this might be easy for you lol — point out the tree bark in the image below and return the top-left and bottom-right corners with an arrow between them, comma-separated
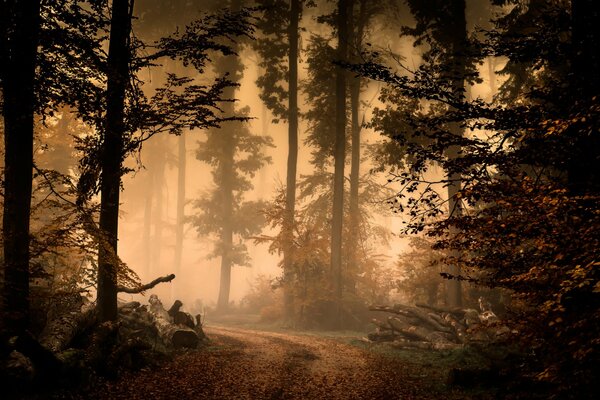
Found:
568,0 -> 600,195
39,305 -> 98,353
173,132 -> 186,299
97,0 -> 132,322
445,0 -> 467,308
117,273 -> 175,294
216,0 -> 243,312
348,0 -> 368,294
142,166 -> 154,278
331,0 -> 352,329
148,295 -> 198,348
0,0 -> 41,336
217,116 -> 235,311
282,0 -> 301,324
151,140 -> 166,278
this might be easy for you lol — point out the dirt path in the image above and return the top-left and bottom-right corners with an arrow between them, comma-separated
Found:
76,326 -> 479,400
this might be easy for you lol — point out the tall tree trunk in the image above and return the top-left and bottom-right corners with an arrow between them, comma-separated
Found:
216,0 -> 242,312
151,144 -> 166,277
97,0 -> 132,322
445,0 -> 467,308
0,0 -> 41,336
568,0 -> 600,195
142,167 -> 154,278
348,0 -> 367,294
216,114 -> 235,311
282,0 -> 301,324
217,146 -> 234,312
173,132 -> 186,298
331,0 -> 351,328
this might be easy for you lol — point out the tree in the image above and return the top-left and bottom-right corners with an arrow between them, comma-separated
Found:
568,0 -> 600,194
192,104 -> 273,311
351,0 -> 599,394
96,0 -> 132,323
254,0 -> 302,322
331,0 -> 352,328
75,3 -> 257,321
173,131 -> 186,295
346,0 -> 384,292
0,0 -> 42,336
402,0 -> 472,307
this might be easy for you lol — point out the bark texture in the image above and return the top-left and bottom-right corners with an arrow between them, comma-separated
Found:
216,0 -> 243,312
445,0 -> 468,308
282,0 -> 301,323
0,0 -> 41,336
148,295 -> 198,348
331,0 -> 352,328
97,0 -> 132,322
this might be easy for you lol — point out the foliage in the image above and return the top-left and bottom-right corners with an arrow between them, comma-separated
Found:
253,0 -> 290,122
302,34 -> 339,169
192,106 -> 273,267
257,169 -> 393,328
76,6 -> 257,204
394,236 -> 444,305
350,0 -> 600,395
30,112 -> 143,297
240,274 -> 283,322
2,1 -> 258,325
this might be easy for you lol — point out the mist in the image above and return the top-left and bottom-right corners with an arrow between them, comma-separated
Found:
2,0 -> 597,398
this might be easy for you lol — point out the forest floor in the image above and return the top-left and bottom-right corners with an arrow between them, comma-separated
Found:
54,323 -> 501,400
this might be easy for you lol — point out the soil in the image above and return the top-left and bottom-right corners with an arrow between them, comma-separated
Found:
59,325 -> 491,400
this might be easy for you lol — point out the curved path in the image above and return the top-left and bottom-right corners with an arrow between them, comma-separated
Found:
85,326 -> 477,399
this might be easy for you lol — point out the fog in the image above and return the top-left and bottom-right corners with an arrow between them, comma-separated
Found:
110,0 -> 501,313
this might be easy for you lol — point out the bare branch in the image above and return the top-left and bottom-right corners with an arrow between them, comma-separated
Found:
117,274 -> 175,294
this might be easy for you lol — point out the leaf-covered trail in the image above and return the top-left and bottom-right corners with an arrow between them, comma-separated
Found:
80,326 -> 479,399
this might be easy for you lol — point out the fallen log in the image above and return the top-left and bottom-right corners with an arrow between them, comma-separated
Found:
367,331 -> 399,342
443,313 -> 467,343
392,323 -> 455,344
369,305 -> 412,318
39,275 -> 175,353
148,295 -> 198,348
39,304 -> 98,353
371,318 -> 393,331
368,301 -> 506,349
393,304 -> 454,334
390,339 -> 433,350
415,303 -> 465,318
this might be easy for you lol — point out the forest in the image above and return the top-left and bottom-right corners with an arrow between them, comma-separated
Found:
0,0 -> 598,399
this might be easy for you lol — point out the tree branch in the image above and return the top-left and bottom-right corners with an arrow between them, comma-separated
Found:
117,274 -> 175,294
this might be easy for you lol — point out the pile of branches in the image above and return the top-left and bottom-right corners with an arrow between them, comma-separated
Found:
367,301 -> 507,350
1,291 -> 207,395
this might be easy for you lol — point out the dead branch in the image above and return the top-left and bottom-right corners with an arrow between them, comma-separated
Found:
117,274 -> 176,294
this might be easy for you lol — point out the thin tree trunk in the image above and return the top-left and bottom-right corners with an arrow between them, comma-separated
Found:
258,100 -> 269,194
142,167 -> 154,279
0,0 -> 41,335
348,0 -> 367,294
216,0 -> 242,312
151,144 -> 166,277
97,0 -> 132,322
331,0 -> 351,328
445,0 -> 467,308
217,127 -> 235,311
282,0 -> 301,324
173,132 -> 186,298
